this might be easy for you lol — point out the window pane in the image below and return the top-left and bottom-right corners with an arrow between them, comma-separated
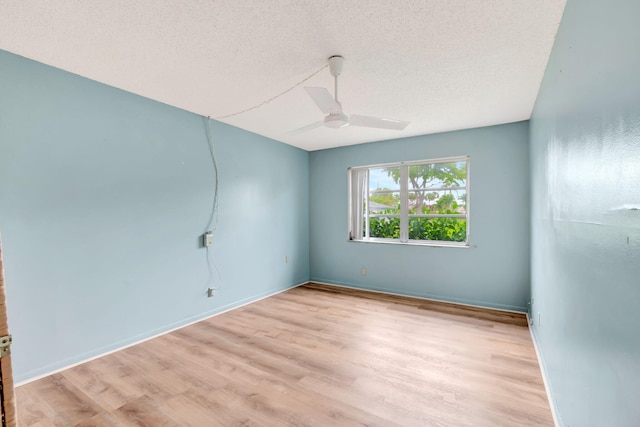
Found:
408,190 -> 466,214
369,216 -> 400,239
408,218 -> 467,242
408,161 -> 467,216
369,167 -> 400,191
369,191 -> 400,213
367,166 -> 400,238
408,161 -> 467,190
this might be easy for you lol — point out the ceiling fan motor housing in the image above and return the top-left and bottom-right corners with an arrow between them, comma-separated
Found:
324,112 -> 349,128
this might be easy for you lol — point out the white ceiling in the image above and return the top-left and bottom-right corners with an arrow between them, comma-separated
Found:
0,1 -> 566,151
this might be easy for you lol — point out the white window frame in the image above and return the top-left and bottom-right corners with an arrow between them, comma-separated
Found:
348,156 -> 470,248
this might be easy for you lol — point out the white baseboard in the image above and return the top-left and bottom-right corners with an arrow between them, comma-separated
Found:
527,314 -> 562,427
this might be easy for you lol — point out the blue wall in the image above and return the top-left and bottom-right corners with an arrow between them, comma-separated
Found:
0,51 -> 309,383
309,122 -> 531,311
529,0 -> 640,425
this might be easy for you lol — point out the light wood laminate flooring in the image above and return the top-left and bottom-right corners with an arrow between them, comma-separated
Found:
16,283 -> 553,426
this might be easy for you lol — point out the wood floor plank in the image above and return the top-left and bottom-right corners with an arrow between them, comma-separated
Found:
63,359 -> 146,412
17,283 -> 552,426
23,374 -> 103,426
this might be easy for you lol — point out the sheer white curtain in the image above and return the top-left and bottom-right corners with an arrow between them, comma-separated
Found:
348,168 -> 368,240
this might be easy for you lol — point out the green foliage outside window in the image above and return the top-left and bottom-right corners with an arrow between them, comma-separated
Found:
367,207 -> 467,242
369,216 -> 400,239
409,217 -> 466,242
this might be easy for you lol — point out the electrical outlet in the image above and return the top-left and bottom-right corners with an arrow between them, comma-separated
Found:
203,232 -> 213,247
361,267 -> 366,276
207,288 -> 215,298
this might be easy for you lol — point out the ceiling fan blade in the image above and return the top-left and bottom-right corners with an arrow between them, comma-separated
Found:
286,121 -> 324,135
304,87 -> 340,114
349,114 -> 410,130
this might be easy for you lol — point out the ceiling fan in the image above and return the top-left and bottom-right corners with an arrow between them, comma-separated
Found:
290,55 -> 410,134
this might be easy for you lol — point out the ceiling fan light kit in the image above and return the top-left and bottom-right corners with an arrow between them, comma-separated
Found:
292,55 -> 410,134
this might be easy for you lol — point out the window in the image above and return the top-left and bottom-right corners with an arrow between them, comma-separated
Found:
348,156 -> 469,247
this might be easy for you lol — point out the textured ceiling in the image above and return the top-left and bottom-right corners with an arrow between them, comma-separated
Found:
0,1 -> 566,151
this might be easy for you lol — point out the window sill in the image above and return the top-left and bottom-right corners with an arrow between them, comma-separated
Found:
348,238 -> 470,249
